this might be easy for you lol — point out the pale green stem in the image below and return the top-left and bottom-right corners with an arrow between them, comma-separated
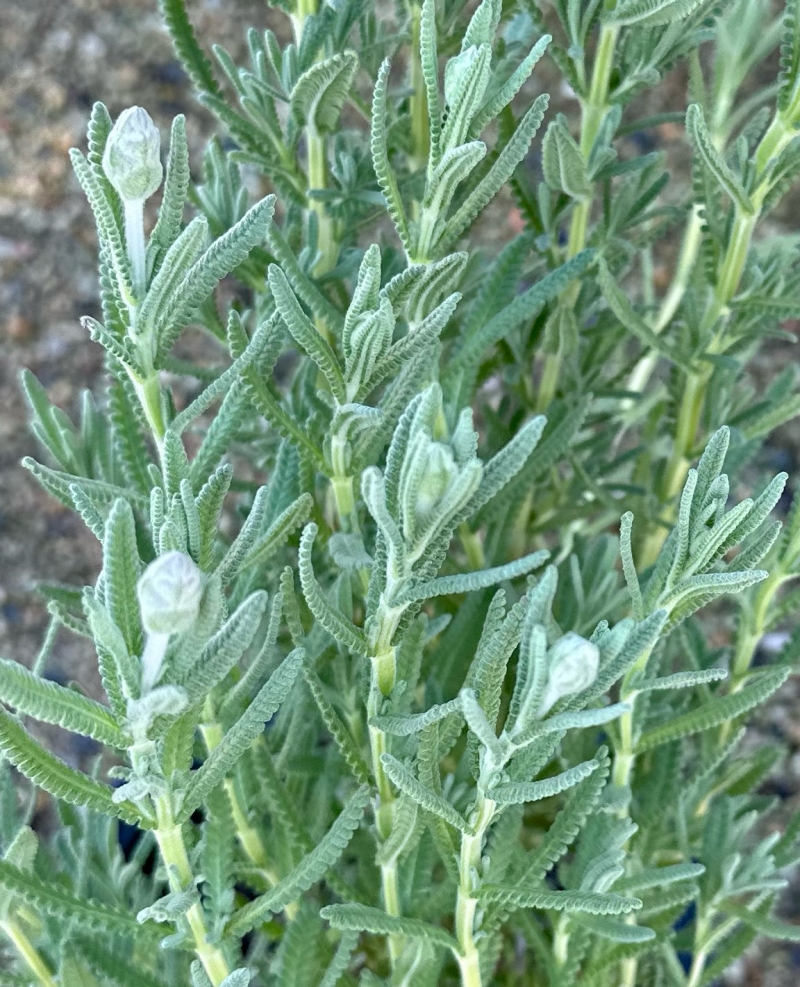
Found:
638,210 -> 756,569
1,919 -> 58,987
331,473 -> 360,535
200,721 -> 283,891
308,125 -> 336,279
459,523 -> 485,571
154,797 -> 232,986
367,632 -> 402,964
122,190 -> 168,459
537,23 -> 619,413
685,915 -> 711,987
408,2 -> 429,178
455,797 -> 495,987
124,197 -> 146,301
291,0 -> 318,43
552,914 -> 571,967
625,205 -> 704,399
129,368 -> 167,459
611,636 -> 659,987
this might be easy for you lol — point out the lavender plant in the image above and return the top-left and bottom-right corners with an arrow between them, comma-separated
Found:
3,0 -> 800,984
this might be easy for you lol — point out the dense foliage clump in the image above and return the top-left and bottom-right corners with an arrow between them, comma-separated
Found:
3,1 -> 800,984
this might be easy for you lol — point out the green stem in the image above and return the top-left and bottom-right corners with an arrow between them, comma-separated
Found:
1,919 -> 58,987
625,205 -> 705,400
685,923 -> 710,987
200,721 -> 283,890
291,0 -> 318,42
638,208 -> 756,569
308,125 -> 336,279
459,523 -> 485,571
536,23 -> 618,412
367,637 -> 402,964
455,797 -> 495,987
331,473 -> 360,535
130,369 -> 167,457
154,797 -> 232,986
610,633 -> 660,987
408,2 -> 429,177
552,914 -> 571,967
124,197 -> 147,301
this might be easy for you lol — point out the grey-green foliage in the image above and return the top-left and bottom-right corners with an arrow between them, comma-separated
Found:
4,0 -> 800,985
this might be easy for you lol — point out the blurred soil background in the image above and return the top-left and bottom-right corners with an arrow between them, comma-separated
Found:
1,1 -> 800,983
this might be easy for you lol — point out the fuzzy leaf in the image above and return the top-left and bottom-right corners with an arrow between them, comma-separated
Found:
298,524 -> 369,656
291,52 -> 359,134
381,753 -> 468,832
371,697 -> 464,737
179,591 -> 268,702
395,550 -> 549,604
480,886 -> 641,915
178,649 -> 302,821
301,659 -> 371,785
490,759 -> 598,806
686,104 -> 753,214
321,903 -> 459,951
371,59 -> 410,250
0,708 -> 140,824
0,858 -> 154,936
637,667 -> 790,752
0,658 -> 126,748
227,786 -> 370,934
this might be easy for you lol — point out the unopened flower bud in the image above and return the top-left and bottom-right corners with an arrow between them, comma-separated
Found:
102,106 -> 163,202
537,632 -> 599,717
137,551 -> 203,635
415,441 -> 458,521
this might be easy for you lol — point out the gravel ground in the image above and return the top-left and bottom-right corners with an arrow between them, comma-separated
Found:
1,1 -> 800,983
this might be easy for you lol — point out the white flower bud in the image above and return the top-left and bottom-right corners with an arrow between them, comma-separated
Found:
537,632 -> 600,717
137,551 -> 204,635
102,106 -> 163,202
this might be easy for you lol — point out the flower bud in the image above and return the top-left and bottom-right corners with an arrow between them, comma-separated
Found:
102,106 -> 163,202
137,551 -> 203,635
415,441 -> 458,522
537,632 -> 599,717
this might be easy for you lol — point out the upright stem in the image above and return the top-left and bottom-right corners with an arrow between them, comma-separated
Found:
154,797 -> 232,986
367,636 -> 402,964
1,919 -> 58,987
625,205 -> 705,400
200,721 -> 283,891
685,924 -> 711,987
124,197 -> 147,301
536,23 -> 619,412
610,636 -> 659,987
638,210 -> 756,569
308,125 -> 336,279
455,797 -> 495,987
408,2 -> 429,176
129,369 -> 167,460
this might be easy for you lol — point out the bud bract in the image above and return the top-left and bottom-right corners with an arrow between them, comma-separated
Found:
396,385 -> 483,549
102,106 -> 163,202
537,632 -> 600,717
137,551 -> 204,635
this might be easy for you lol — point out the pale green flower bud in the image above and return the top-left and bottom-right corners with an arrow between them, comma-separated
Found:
137,551 -> 203,635
537,632 -> 599,717
102,106 -> 163,202
395,384 -> 483,551
415,441 -> 458,522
